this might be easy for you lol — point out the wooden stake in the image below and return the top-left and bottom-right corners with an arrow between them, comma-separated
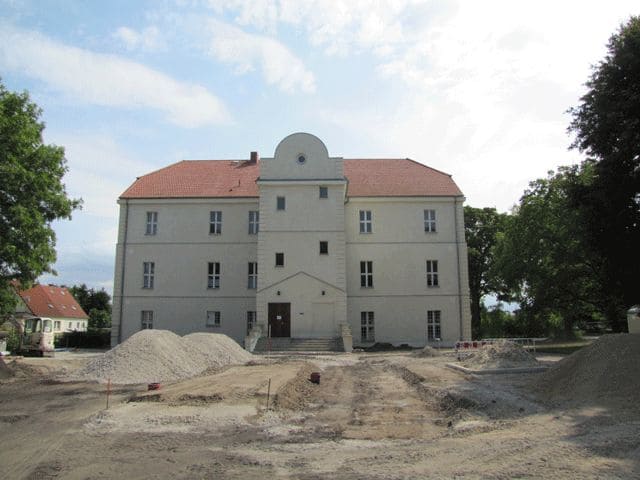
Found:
266,378 -> 271,410
106,378 -> 111,410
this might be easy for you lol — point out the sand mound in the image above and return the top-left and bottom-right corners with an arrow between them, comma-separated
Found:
462,340 -> 538,369
76,330 -> 252,385
415,346 -> 441,357
534,334 -> 640,407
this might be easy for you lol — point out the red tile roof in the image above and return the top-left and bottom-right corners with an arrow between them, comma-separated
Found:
17,285 -> 89,319
120,158 -> 462,199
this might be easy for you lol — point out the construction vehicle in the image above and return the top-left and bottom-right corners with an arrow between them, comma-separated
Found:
17,316 -> 55,356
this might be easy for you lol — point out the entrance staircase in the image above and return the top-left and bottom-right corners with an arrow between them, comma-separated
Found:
253,337 -> 344,353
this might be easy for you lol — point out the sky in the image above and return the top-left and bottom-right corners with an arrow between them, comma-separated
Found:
0,0 -> 637,295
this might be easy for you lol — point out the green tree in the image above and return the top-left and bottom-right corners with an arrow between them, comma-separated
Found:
493,167 -> 604,337
0,81 -> 81,319
568,16 -> 640,325
464,206 -> 508,338
69,284 -> 111,314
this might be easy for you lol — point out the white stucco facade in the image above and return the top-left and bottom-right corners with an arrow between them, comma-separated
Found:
111,133 -> 471,348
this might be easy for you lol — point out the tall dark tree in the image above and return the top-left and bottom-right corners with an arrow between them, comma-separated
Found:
68,284 -> 111,330
464,206 -> 508,338
0,81 -> 82,318
568,16 -> 640,324
493,167 -> 606,337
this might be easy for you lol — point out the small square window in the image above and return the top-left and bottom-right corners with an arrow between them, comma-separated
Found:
319,241 -> 328,255
319,186 -> 328,198
275,252 -> 284,267
277,196 -> 286,210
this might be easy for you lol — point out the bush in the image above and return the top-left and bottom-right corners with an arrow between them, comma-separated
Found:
55,330 -> 110,349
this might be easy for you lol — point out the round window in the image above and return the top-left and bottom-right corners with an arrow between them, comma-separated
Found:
297,154 -> 306,164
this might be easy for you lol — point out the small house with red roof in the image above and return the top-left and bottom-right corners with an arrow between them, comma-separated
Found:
111,133 -> 471,350
17,284 -> 89,333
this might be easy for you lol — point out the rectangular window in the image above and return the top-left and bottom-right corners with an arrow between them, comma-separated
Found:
247,311 -> 256,335
277,196 -> 286,210
143,261 -> 155,289
319,186 -> 328,198
54,321 -> 60,331
206,311 -> 221,327
248,262 -> 258,289
360,261 -> 373,288
427,310 -> 441,340
248,211 -> 259,234
426,260 -> 439,287
424,209 -> 437,233
359,210 -> 372,233
141,310 -> 154,330
145,211 -> 158,235
208,262 -> 220,289
361,311 -> 375,341
209,211 -> 222,234
275,252 -> 284,267
68,321 -> 72,329
319,241 -> 328,255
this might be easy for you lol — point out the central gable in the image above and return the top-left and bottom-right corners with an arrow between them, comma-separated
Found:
259,132 -> 344,181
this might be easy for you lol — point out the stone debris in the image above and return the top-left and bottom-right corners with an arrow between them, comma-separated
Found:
74,330 -> 252,385
534,333 -> 640,408
414,345 -> 441,357
462,340 -> 539,369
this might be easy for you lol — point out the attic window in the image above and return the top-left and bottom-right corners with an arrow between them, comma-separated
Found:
72,306 -> 77,310
297,154 -> 306,164
61,305 -> 67,309
48,304 -> 54,309
61,291 -> 65,295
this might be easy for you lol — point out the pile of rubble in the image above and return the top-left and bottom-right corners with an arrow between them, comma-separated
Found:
462,340 -> 539,369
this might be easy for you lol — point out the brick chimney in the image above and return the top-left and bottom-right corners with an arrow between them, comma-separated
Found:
250,151 -> 259,163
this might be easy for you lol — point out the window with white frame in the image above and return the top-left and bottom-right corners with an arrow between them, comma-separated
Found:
143,261 -> 155,289
360,261 -> 373,288
68,321 -> 72,329
361,311 -> 375,341
424,209 -> 437,233
248,211 -> 259,234
247,311 -> 256,334
145,211 -> 158,235
208,262 -> 220,289
319,186 -> 328,198
275,252 -> 284,267
248,262 -> 258,289
359,210 -> 372,233
206,311 -> 221,327
54,321 -> 61,331
426,260 -> 439,287
141,310 -> 154,329
209,211 -> 222,234
427,310 -> 441,340
277,196 -> 286,210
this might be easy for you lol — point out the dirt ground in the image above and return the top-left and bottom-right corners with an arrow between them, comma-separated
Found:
0,350 -> 638,479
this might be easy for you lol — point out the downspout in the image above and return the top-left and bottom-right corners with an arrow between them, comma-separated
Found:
454,197 -> 464,341
117,199 -> 129,344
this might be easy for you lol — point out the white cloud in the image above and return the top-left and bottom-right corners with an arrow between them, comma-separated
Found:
113,25 -> 164,51
0,24 -> 230,127
205,18 -> 316,93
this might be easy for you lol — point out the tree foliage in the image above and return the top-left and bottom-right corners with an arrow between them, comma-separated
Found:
0,81 -> 81,318
464,206 -> 508,338
493,167 -> 606,336
68,284 -> 111,330
568,16 -> 640,315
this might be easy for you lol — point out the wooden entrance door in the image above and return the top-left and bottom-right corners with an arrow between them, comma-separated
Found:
268,303 -> 291,337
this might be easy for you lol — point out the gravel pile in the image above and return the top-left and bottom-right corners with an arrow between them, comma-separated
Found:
462,340 -> 538,369
75,330 -> 251,385
183,332 -> 252,368
534,334 -> 640,407
414,346 -> 441,357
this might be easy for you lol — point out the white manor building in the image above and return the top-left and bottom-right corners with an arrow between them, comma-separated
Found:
111,133 -> 471,350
